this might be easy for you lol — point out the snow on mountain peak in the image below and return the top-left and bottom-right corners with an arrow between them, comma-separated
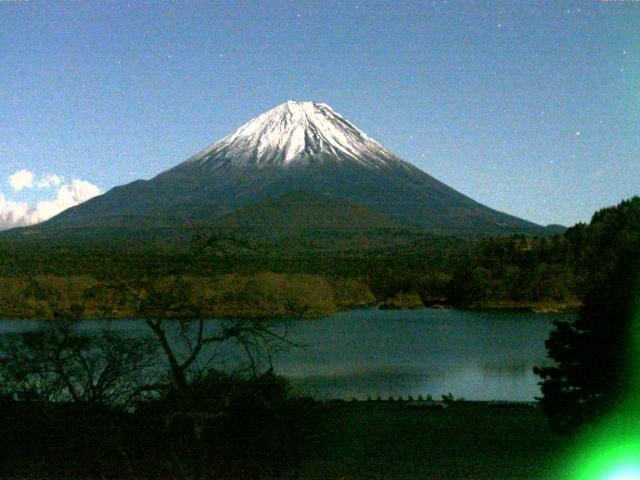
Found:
186,101 -> 401,169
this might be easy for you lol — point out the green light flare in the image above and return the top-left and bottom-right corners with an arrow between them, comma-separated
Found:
555,300 -> 640,480
550,395 -> 640,479
632,305 -> 640,399
607,466 -> 640,480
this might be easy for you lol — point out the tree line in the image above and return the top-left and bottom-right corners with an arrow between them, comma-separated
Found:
534,196 -> 640,432
3,197 -> 637,312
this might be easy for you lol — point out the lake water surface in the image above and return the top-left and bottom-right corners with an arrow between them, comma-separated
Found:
0,308 -> 571,401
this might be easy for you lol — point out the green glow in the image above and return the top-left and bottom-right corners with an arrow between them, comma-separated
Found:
607,466 -> 640,480
556,291 -> 640,480
555,405 -> 640,479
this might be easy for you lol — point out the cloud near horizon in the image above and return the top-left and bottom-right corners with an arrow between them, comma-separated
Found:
8,170 -> 35,191
0,174 -> 101,231
36,174 -> 63,189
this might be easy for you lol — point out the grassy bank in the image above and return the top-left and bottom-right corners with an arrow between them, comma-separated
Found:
292,401 -> 567,479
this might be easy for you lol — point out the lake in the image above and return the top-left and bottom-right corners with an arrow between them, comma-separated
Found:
0,308 -> 570,401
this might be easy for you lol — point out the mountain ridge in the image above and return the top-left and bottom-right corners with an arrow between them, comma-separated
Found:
7,101 -> 552,239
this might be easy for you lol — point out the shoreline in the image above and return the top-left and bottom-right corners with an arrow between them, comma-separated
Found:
0,302 -> 580,321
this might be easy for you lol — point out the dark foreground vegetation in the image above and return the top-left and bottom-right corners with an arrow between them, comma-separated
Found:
535,240 -> 640,433
1,374 -> 316,479
0,318 -> 317,479
1,197 -> 639,319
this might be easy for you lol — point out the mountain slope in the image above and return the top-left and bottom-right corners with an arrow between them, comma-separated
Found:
17,101 -> 547,237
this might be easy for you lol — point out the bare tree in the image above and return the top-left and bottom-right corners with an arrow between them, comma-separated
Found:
144,316 -> 295,391
0,320 -> 159,406
79,227 -> 298,394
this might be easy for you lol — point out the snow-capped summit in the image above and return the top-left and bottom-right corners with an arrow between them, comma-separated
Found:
184,101 -> 404,169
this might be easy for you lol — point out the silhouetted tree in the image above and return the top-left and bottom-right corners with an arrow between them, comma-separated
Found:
144,315 -> 294,393
132,227 -> 297,394
535,250 -> 640,432
0,320 -> 158,406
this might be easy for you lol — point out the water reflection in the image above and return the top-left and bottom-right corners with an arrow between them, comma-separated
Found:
270,308 -> 569,401
481,362 -> 530,376
0,308 -> 572,401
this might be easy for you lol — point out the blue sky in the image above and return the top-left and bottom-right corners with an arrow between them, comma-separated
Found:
1,0 -> 638,227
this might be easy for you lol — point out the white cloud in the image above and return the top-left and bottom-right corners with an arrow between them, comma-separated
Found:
0,194 -> 37,229
8,170 -> 35,191
33,180 -> 101,221
0,179 -> 101,231
9,171 -> 65,191
36,174 -> 63,189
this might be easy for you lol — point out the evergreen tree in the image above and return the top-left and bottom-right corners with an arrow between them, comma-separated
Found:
535,248 -> 640,432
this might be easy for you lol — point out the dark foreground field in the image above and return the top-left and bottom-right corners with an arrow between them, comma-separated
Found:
290,401 -> 567,480
0,394 -> 575,479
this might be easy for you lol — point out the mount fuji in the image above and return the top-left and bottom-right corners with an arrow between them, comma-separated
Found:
16,101 -> 549,240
